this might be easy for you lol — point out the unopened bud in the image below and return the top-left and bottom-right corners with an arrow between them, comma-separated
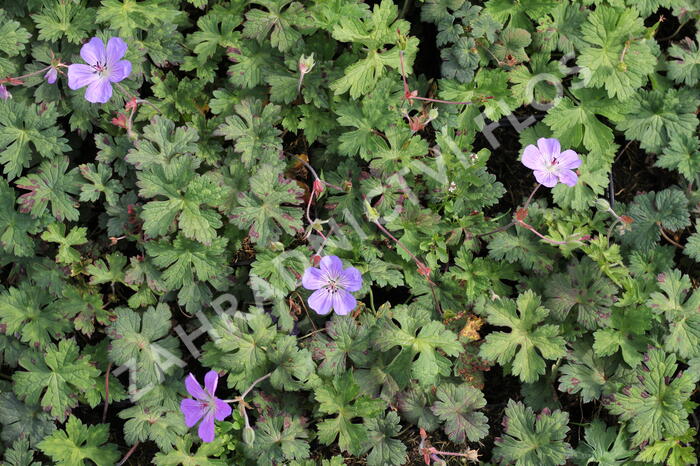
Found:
298,54 -> 315,75
312,179 -> 324,196
0,85 -> 11,100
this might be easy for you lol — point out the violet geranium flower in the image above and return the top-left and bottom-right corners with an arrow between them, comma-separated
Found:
180,371 -> 231,443
302,255 -> 362,316
521,138 -> 582,187
67,37 -> 131,104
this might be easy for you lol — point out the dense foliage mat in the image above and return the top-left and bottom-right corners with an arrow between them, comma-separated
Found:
0,0 -> 699,464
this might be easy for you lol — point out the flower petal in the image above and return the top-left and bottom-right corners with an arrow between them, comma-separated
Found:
331,289 -> 356,316
556,149 -> 581,170
81,37 -> 106,66
339,266 -> 362,292
214,399 -> 232,421
534,170 -> 558,187
45,68 -> 58,84
180,398 -> 204,428
84,78 -> 113,103
308,288 -> 333,315
558,169 -> 578,187
302,266 -> 326,290
198,413 -> 216,443
67,64 -> 97,90
537,138 -> 561,158
204,370 -> 218,396
521,144 -> 545,171
319,255 -> 343,278
106,37 -> 128,64
185,373 -> 207,400
109,60 -> 131,83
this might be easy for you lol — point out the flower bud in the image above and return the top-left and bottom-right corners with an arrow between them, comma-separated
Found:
0,85 -> 10,100
298,53 -> 315,75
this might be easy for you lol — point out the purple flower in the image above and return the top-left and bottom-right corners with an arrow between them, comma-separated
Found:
180,371 -> 232,443
67,37 -> 131,104
521,138 -> 582,187
0,85 -> 10,100
45,67 -> 58,84
302,255 -> 362,315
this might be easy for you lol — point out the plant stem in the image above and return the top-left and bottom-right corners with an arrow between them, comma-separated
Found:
522,183 -> 541,210
102,362 -> 112,423
116,442 -> 140,466
368,286 -> 376,314
399,0 -> 411,18
658,225 -> 684,249
0,66 -> 52,84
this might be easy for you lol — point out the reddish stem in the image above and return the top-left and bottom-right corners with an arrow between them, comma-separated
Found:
116,442 -> 140,466
102,362 -> 112,423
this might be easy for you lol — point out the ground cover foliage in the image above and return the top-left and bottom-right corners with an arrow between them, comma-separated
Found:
0,0 -> 699,464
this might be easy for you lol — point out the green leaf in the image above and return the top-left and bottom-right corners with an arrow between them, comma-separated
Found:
247,416 -> 310,465
0,283 -> 72,348
37,416 -> 119,466
310,315 -> 372,377
635,428 -> 698,466
621,189 -> 691,251
494,400 -> 573,466
667,32 -> 700,86
655,134 -> 700,181
118,404 -> 187,453
0,9 -> 31,58
243,0 -> 312,52
0,178 -> 39,256
558,338 -> 629,403
13,339 -> 100,421
229,164 -> 304,245
314,371 -> 386,456
544,257 -> 617,330
574,420 -> 633,465
153,434 -> 229,466
364,411 -> 407,466
543,88 -> 626,154
2,438 -> 41,466
330,0 -> 418,98
616,88 -> 699,154
86,252 -> 128,286
684,222 -> 700,263
578,6 -> 656,100
207,308 -> 277,390
267,335 -> 314,391
108,304 -> 183,387
214,99 -> 283,167
137,156 -> 223,244
431,383 -> 489,443
41,222 -> 87,264
534,4 -> 588,55
78,162 -> 124,206
0,392 -> 56,447
397,387 -> 440,431
33,0 -> 96,43
0,100 -> 69,180
479,291 -> 567,383
376,305 -> 462,387
96,0 -> 184,37
125,116 -> 199,171
510,52 -> 564,106
607,349 -> 698,445
647,270 -> 700,359
484,0 -> 559,29
592,306 -> 651,367
146,233 -> 230,291
16,156 -> 81,221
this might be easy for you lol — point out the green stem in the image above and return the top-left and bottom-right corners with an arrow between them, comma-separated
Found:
368,287 -> 377,314
399,0 -> 411,19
